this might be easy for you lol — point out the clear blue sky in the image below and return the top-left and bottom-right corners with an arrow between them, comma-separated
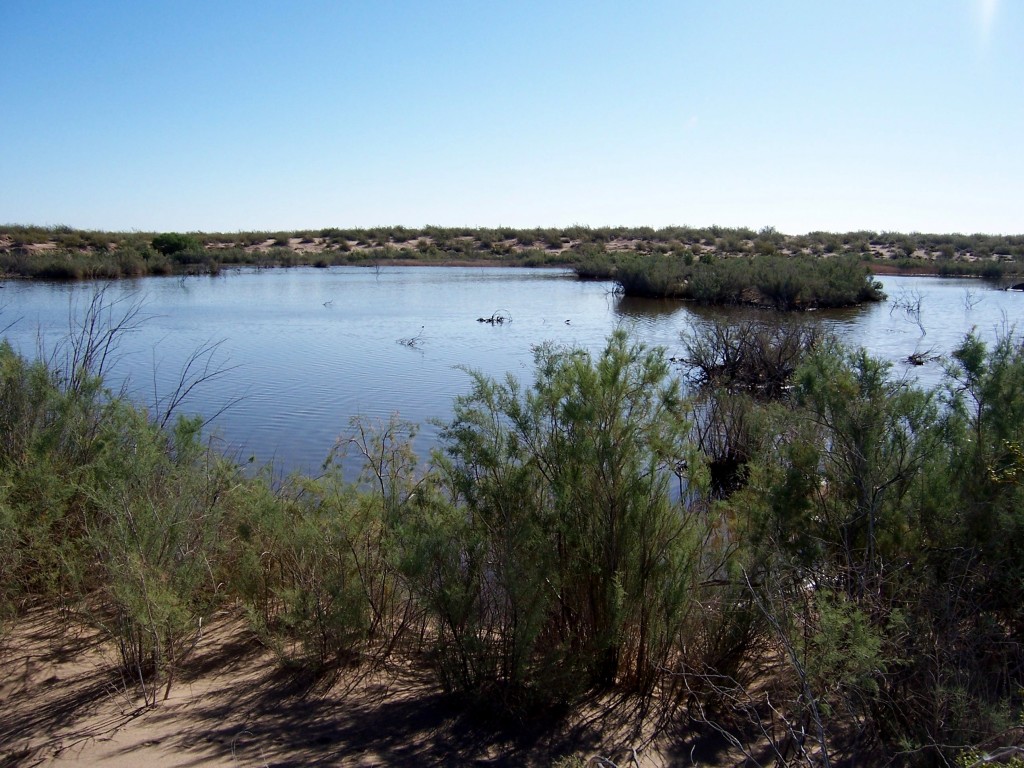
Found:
1,1 -> 1020,235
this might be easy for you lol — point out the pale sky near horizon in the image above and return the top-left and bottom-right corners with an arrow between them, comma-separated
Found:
1,1 -> 1021,235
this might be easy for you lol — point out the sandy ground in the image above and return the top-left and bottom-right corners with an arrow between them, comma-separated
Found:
0,607 -> 692,767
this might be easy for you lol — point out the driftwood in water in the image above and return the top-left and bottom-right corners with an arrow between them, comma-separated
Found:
906,348 -> 939,366
398,326 -> 425,348
477,309 -> 512,325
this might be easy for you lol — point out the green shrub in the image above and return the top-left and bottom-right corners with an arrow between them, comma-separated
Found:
229,477 -> 380,667
227,418 -> 417,669
400,332 -> 704,705
577,253 -> 884,308
83,410 -> 230,704
31,254 -> 86,280
152,232 -> 203,256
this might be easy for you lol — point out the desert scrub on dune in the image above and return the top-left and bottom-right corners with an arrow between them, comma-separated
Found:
0,242 -> 176,280
151,232 -> 203,256
4,223 -> 1024,278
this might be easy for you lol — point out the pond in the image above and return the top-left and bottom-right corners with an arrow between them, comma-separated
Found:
1,267 -> 1019,474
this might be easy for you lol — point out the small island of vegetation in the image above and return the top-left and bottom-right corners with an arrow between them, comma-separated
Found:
574,251 -> 885,309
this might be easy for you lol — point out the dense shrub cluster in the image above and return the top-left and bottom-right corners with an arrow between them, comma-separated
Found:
1,298 -> 1023,764
151,232 -> 203,255
408,333 -> 702,702
584,252 -> 885,308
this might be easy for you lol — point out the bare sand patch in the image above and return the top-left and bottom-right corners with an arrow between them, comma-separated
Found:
1,607 -> 686,767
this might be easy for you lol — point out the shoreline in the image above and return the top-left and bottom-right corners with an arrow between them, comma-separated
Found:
3,225 -> 1021,285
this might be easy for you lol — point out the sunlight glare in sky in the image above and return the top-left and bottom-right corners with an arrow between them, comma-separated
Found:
978,0 -> 999,38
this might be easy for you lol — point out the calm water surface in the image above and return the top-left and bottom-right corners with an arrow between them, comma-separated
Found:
1,267 -> 1020,473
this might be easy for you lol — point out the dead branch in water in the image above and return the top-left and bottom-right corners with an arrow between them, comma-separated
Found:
476,309 -> 512,325
398,326 -> 425,348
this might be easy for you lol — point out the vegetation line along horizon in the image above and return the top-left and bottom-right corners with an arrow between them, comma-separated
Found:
0,224 -> 1021,289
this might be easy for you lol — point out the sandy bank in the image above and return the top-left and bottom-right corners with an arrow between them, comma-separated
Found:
1,608 -> 676,767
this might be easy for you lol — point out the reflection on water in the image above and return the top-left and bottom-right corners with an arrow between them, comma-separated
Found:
612,294 -> 687,321
0,268 -> 1019,472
